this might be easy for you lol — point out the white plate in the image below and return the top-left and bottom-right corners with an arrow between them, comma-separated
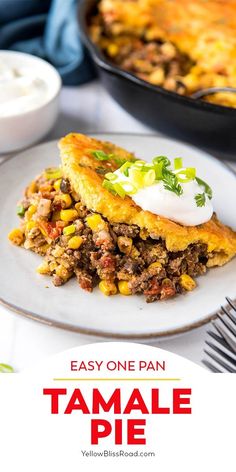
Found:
0,134 -> 236,339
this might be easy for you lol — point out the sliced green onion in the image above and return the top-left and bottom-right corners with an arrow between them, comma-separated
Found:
153,156 -> 171,167
119,161 -> 133,176
174,157 -> 183,170
195,177 -> 213,199
113,157 -> 129,167
103,180 -> 117,195
153,162 -> 163,180
63,224 -> 76,236
119,181 -> 136,195
44,167 -> 62,180
0,363 -> 14,373
113,183 -> 126,198
105,172 -> 117,182
92,150 -> 110,161
143,169 -> 156,186
129,168 -> 145,187
176,167 -> 196,183
92,150 -> 134,168
16,204 -> 25,217
132,160 -> 146,168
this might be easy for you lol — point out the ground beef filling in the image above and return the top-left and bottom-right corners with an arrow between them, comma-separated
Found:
14,173 -> 209,303
89,13 -> 193,95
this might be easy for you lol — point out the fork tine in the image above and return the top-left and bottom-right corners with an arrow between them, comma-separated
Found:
213,320 -> 236,353
201,359 -> 223,373
226,297 -> 236,312
217,313 -> 236,337
202,296 -> 236,372
204,349 -> 236,373
221,305 -> 236,325
206,329 -> 235,352
205,340 -> 236,366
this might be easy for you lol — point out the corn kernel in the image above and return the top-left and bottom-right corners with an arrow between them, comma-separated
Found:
118,281 -> 132,296
8,228 -> 24,246
74,202 -> 86,217
26,180 -> 37,196
44,167 -> 62,180
68,235 -> 83,249
99,280 -> 117,296
39,224 -> 48,237
179,274 -> 196,291
25,204 -> 37,221
26,221 -> 37,231
60,209 -> 78,222
117,236 -> 132,254
148,262 -> 162,274
39,184 -> 52,194
107,43 -> 119,57
60,194 -> 72,208
86,214 -> 106,231
149,262 -> 162,269
49,261 -> 58,272
36,262 -> 50,275
149,67 -> 165,85
54,179 -> 62,191
55,265 -> 70,280
63,224 -> 76,236
162,278 -> 172,286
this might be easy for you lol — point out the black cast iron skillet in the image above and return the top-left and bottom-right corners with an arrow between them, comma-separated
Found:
78,0 -> 236,161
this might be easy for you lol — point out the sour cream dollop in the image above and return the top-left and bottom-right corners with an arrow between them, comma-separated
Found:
0,59 -> 49,117
113,167 -> 213,226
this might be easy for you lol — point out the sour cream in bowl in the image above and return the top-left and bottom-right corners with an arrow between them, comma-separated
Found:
0,51 -> 61,153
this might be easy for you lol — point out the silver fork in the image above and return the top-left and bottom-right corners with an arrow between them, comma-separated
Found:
202,297 -> 236,373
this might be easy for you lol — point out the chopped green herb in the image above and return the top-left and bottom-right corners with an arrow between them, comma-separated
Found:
162,168 -> 183,196
195,177 -> 212,200
195,193 -> 206,207
0,363 -> 14,373
16,204 -> 25,217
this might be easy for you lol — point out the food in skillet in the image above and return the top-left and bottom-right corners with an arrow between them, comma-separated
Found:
89,0 -> 236,107
8,133 -> 236,302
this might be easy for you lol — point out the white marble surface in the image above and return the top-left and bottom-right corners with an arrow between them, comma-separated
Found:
0,80 -> 235,372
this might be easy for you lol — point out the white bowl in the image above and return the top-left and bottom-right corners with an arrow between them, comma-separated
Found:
0,51 -> 61,153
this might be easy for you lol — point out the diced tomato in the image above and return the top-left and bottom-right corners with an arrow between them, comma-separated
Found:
160,284 -> 176,300
39,221 -> 63,240
144,278 -> 161,296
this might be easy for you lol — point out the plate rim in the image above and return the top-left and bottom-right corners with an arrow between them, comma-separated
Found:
1,133 -> 235,339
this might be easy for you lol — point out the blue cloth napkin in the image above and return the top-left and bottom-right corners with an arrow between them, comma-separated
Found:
0,0 -> 95,85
